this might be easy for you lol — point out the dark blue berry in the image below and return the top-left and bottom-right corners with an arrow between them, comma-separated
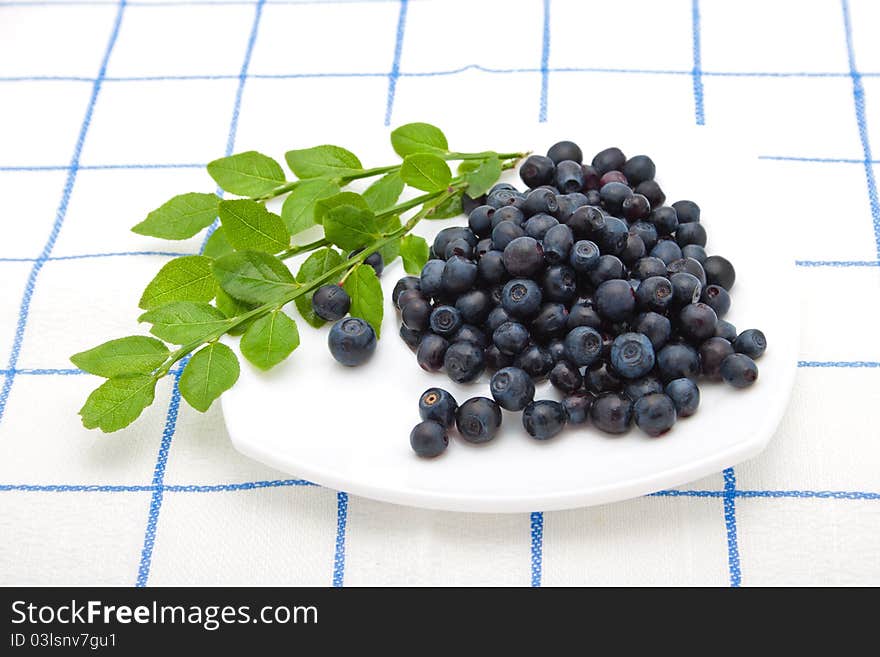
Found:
433,227 -> 477,259
634,393 -> 677,437
585,361 -> 624,394
650,239 -> 683,265
562,391 -> 593,424
484,344 -> 513,371
522,400 -> 568,440
541,265 -> 577,303
598,216 -> 629,256
486,306 -> 511,333
419,387 -> 458,427
587,255 -> 626,288
312,284 -> 351,321
591,147 -> 626,176
401,296 -> 432,331
675,222 -> 707,247
567,302 -> 602,331
630,256 -> 666,281
416,333 -> 448,372
635,276 -> 673,313
454,289 -> 491,325
599,181 -> 633,216
734,329 -> 767,359
667,257 -> 707,286
514,344 -> 555,380
701,284 -> 731,317
624,376 -> 664,401
633,311 -> 672,351
590,392 -> 633,434
501,278 -> 543,319
522,187 -> 559,216
530,302 -> 569,341
478,250 -> 508,285
503,236 -> 544,278
452,324 -> 488,348
491,205 -> 525,229
620,234 -> 647,266
549,359 -> 583,393
681,244 -> 707,264
547,339 -> 567,362
630,221 -> 659,252
486,188 -> 525,209
489,366 -> 535,411
348,249 -> 383,277
699,336 -> 734,380
679,303 -> 718,343
420,259 -> 445,297
491,220 -> 525,251
563,325 -> 603,367
520,154 -> 556,188
610,332 -> 655,379
429,305 -> 462,337
441,255 -> 478,296
392,276 -> 420,308
714,319 -> 738,342
671,200 -> 700,224
566,205 -> 605,241
328,317 -> 376,367
569,240 -> 600,272
444,238 -> 473,260
595,279 -> 636,322
396,288 -> 423,313
410,420 -> 448,457
622,194 -> 651,222
669,272 -> 702,308
657,343 -> 700,381
548,141 -> 583,165
554,160 -> 585,193
542,223 -> 574,263
524,213 -> 559,240
468,205 -> 495,238
581,165 -> 601,191
456,397 -> 502,443
704,255 -> 735,290
444,341 -> 485,383
462,193 -> 485,216
635,179 -> 665,208
476,238 -> 493,259
622,155 -> 656,186
399,325 -> 422,351
720,353 -> 758,388
665,378 -> 700,417
493,321 -> 530,355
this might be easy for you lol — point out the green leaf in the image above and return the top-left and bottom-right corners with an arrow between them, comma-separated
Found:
179,343 -> 239,413
463,156 -> 502,197
212,251 -> 298,305
344,264 -> 383,337
324,205 -> 380,251
138,302 -> 230,344
71,336 -> 169,378
391,122 -> 449,157
207,151 -> 285,197
427,190 -> 464,219
215,288 -> 257,336
281,179 -> 341,235
376,214 -> 401,265
457,160 -> 482,175
139,256 -> 217,310
80,375 -> 157,433
284,145 -> 362,179
399,235 -> 429,275
132,192 -> 219,240
294,247 -> 344,328
314,191 -> 370,225
400,153 -> 452,192
363,172 -> 404,212
240,310 -> 300,371
202,226 -> 234,260
219,199 -> 289,254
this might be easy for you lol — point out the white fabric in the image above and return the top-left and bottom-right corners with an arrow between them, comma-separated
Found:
0,0 -> 879,587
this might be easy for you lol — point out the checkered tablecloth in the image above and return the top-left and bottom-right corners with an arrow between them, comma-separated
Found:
1,0 -> 878,587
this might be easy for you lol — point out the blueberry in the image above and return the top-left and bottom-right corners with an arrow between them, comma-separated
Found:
629,221 -> 659,252
348,249 -> 383,277
590,392 -> 633,434
444,341 -> 485,383
484,344 -> 514,371
501,279 -> 543,319
488,284 -> 504,307
514,344 -> 555,380
587,255 -> 625,288
714,319 -> 738,342
554,160 -> 585,193
635,179 -> 665,208
675,222 -> 707,248
704,255 -> 736,290
699,336 -> 734,380
441,255 -> 478,295
476,239 -> 493,260
620,234 -> 647,266
502,236 -> 544,278
433,227 -> 477,259
400,322 -> 423,350
455,289 -> 491,325
478,250 -> 508,285
493,321 -> 530,355
393,276 -> 421,308
523,213 -> 559,241
401,296 -> 432,331
462,193 -> 485,216
530,302 -> 569,342
487,188 -> 525,209
624,376 -> 664,401
396,289 -> 424,312
456,397 -> 502,443
657,343 -> 700,381
597,216 -> 629,256
410,420 -> 448,458
519,154 -> 556,188
522,187 -> 559,217
419,387 -> 458,427
622,194 -> 651,222
701,284 -> 731,318
420,259 -> 445,297
566,205 -> 605,241
563,325 -> 603,366
491,205 -> 525,230
452,324 -> 489,348
720,353 -> 758,388
468,205 -> 495,238
486,306 -> 512,333
650,239 -> 683,265
312,284 -> 351,321
671,200 -> 700,224
665,378 -> 700,417
569,240 -> 601,273
667,257 -> 707,286
630,256 -> 666,281
649,206 -> 679,236
599,182 -> 633,216
585,361 -> 624,394
669,272 -> 702,308
580,164 -> 601,191
547,339 -> 567,362
548,140 -> 583,165
543,223 -> 574,264
562,391 -> 593,424
549,360 -> 583,393
591,147 -> 626,176
444,238 -> 473,260
328,317 -> 376,367
635,276 -> 673,312
600,170 -> 629,187
679,303 -> 718,343
734,329 -> 767,359
489,366 -> 535,411
522,400 -> 568,440
428,305 -> 462,338
681,244 -> 708,264
633,311 -> 672,351
416,333 -> 448,372
622,155 -> 656,186
610,332 -> 656,379
595,279 -> 636,322
634,393 -> 677,437
541,265 -> 577,303
567,302 -> 603,331
491,220 -> 525,251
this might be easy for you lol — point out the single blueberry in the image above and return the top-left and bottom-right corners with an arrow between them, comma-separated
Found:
562,391 -> 594,425
514,344 -> 555,380
610,332 -> 656,379
543,223 -> 574,264
630,221 -> 659,252
585,361 -> 624,395
432,226 -> 477,259
669,271 -> 702,309
720,353 -> 758,388
665,378 -> 700,417
667,257 -> 707,286
681,244 -> 708,264
624,376 -> 664,401
491,220 -> 526,251
600,170 -> 628,187
524,213 -> 559,240
443,341 -> 485,383
703,255 -> 736,290
590,392 -> 633,434
591,147 -> 627,176
486,188 -> 525,209
486,306 -> 512,333
587,255 -> 626,288
493,321 -> 530,355
622,193 -> 652,221
501,279 -> 543,319
541,265 -> 578,304
401,297 -> 432,331
581,164 -> 601,191
418,387 -> 458,427
569,240 -> 601,273
549,360 -> 583,393
734,329 -> 767,359
699,336 -> 734,380
620,234 -> 647,266
452,324 -> 489,348
567,302 -> 603,331
328,317 -> 376,367
392,276 -> 421,308
563,325 -> 603,367
312,284 -> 351,321
714,319 -> 738,342
522,187 -> 559,217
429,305 -> 463,337
597,216 -> 629,256
416,333 -> 449,372
455,289 -> 492,325
522,400 -> 568,440
630,256 -> 667,281
410,420 -> 448,458
675,222 -> 707,248
503,236 -> 545,278
441,255 -> 478,296
701,284 -> 731,318
348,249 -> 384,277
475,238 -> 493,259
478,250 -> 508,285
633,311 -> 672,351
595,279 -> 636,322
671,200 -> 700,224
599,181 -> 633,216
519,154 -> 556,188
635,179 -> 665,208
491,205 -> 525,229
399,325 -> 422,351
634,393 -> 677,437
444,238 -> 473,260
554,160 -> 586,193
467,205 -> 495,238
622,155 -> 656,186
635,276 -> 673,313
489,366 -> 535,411
656,343 -> 701,381
679,303 -> 718,343
530,302 -> 569,342
419,259 -> 445,298
548,140 -> 584,164
456,397 -> 502,443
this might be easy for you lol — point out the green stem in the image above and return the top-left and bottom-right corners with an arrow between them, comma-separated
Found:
339,164 -> 400,183
277,238 -> 328,261
446,151 -> 526,161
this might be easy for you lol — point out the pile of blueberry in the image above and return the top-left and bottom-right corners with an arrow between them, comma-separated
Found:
398,140 -> 767,458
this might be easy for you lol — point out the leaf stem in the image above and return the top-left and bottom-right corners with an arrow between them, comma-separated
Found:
277,238 -> 328,261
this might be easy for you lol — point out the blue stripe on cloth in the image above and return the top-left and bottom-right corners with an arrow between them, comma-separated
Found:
0,251 -> 192,262
795,260 -> 880,267
841,0 -> 880,259
539,0 -> 551,123
722,468 -> 741,587
384,0 -> 409,127
651,489 -> 880,500
798,360 -> 880,368
0,479 -> 314,493
332,492 -> 349,587
530,511 -> 543,587
759,155 -> 880,164
0,0 -> 126,428
691,0 -> 705,125
0,163 -> 204,171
